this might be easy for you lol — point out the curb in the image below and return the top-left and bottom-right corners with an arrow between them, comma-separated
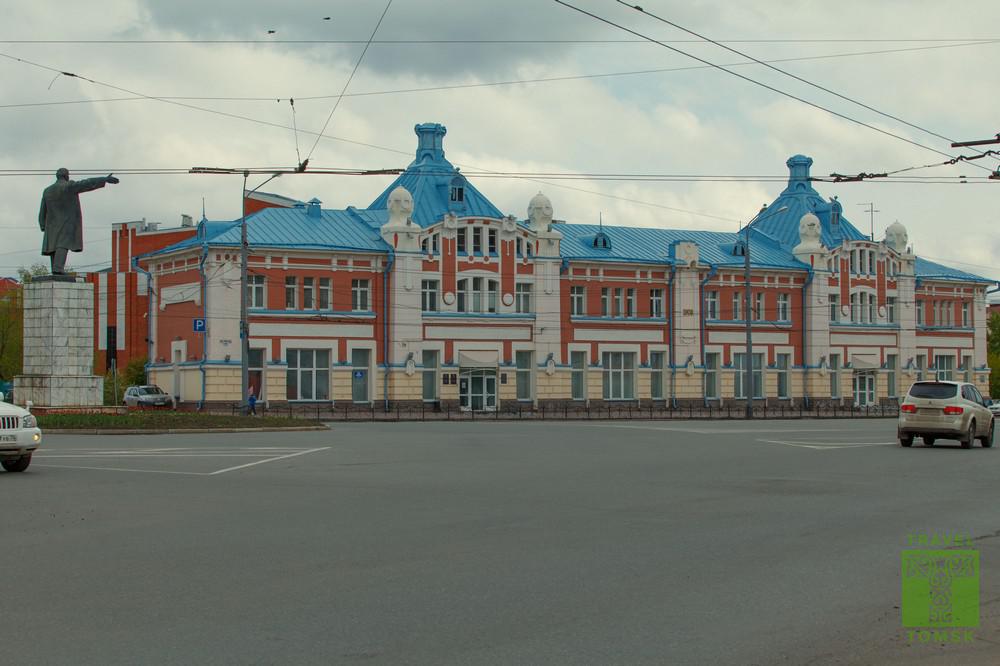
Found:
42,426 -> 330,435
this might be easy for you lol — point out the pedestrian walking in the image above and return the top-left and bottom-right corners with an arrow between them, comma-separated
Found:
247,389 -> 257,416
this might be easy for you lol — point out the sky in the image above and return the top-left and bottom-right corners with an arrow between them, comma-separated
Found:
1,0 -> 998,289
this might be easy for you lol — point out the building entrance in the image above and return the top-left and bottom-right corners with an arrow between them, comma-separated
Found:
853,372 -> 876,407
459,369 -> 497,411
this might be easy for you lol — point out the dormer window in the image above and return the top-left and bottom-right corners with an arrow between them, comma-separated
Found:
449,177 -> 464,203
593,231 -> 611,250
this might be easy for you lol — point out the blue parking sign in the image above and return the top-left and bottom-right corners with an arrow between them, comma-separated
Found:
193,318 -> 206,333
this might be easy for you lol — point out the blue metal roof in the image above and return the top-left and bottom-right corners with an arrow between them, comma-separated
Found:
750,155 -> 868,251
367,123 -> 504,227
915,257 -> 994,283
555,223 -> 808,270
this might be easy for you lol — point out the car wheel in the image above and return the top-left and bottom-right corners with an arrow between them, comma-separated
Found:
980,420 -> 995,448
961,422 -> 975,449
899,434 -> 913,447
1,454 -> 31,473
923,436 -> 935,446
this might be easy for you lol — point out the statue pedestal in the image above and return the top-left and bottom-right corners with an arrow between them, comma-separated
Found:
14,277 -> 103,407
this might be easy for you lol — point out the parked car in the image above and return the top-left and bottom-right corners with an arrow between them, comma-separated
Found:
123,385 -> 172,408
898,381 -> 994,448
988,399 -> 1000,419
0,396 -> 41,473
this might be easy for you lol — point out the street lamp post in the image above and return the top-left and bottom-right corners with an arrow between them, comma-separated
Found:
240,172 -> 281,415
741,204 -> 788,419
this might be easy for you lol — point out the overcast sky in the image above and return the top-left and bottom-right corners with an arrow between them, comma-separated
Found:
1,0 -> 998,286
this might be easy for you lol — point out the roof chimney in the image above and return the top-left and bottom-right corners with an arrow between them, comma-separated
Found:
307,198 -> 322,218
414,123 -> 447,162
786,155 -> 813,186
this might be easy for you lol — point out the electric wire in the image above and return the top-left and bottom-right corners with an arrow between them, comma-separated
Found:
553,0 -> 993,171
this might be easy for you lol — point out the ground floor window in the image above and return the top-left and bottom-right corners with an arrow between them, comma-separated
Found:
352,349 -> 371,403
570,351 -> 587,400
829,354 -> 841,397
516,351 -> 533,400
776,353 -> 790,399
286,349 -> 330,401
935,355 -> 954,382
249,348 -> 265,400
602,351 -> 636,400
734,352 -> 763,400
422,350 -> 439,401
886,354 -> 897,398
650,351 -> 665,400
704,353 -> 720,399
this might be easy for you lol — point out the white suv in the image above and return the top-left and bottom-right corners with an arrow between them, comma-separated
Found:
0,394 -> 42,472
898,381 -> 994,449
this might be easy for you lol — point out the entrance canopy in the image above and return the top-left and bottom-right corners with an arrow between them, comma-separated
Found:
850,354 -> 880,370
458,350 -> 499,368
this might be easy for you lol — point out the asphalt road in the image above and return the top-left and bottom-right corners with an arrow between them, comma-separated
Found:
1,419 -> 997,665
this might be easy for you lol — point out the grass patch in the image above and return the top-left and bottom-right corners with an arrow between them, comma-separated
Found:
37,412 -> 324,430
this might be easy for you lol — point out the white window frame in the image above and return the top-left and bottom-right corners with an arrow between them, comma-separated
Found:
515,350 -> 534,401
247,275 -> 266,309
649,289 -> 663,318
421,279 -> 439,312
704,352 -> 720,399
705,290 -> 718,320
734,352 -> 764,400
284,276 -> 297,310
302,277 -> 315,310
318,277 -> 331,310
515,283 -> 532,314
351,279 -> 370,312
570,350 -> 587,401
776,353 -> 790,399
777,293 -> 790,322
602,351 -> 636,401
570,286 -> 586,316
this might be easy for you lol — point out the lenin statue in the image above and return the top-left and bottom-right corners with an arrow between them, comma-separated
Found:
38,168 -> 119,274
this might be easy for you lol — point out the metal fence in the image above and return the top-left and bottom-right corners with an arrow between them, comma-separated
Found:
230,402 -> 900,422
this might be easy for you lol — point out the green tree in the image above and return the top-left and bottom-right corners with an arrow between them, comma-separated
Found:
988,312 -> 1000,357
0,288 -> 22,381
16,262 -> 49,283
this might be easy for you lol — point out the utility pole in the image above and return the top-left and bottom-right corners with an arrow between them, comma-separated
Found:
239,172 -> 282,415
857,203 -> 879,241
739,204 -> 788,419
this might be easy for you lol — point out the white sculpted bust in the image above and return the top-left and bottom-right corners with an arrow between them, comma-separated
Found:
386,186 -> 414,228
884,221 -> 908,253
794,211 -> 823,253
527,191 -> 553,232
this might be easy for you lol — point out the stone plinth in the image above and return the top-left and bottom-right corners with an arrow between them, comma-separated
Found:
14,277 -> 103,406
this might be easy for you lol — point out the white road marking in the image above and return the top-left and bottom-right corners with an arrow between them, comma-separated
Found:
758,439 -> 896,450
33,464 -> 209,476
208,447 -> 330,475
594,424 -> 884,435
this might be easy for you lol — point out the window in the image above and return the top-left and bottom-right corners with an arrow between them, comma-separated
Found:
457,277 -> 498,313
867,293 -> 875,324
516,237 -> 523,256
449,181 -> 464,203
515,283 -> 532,314
850,250 -> 857,274
285,277 -> 297,310
285,348 -> 330,401
754,293 -> 765,321
704,352 -> 720,399
351,348 -> 370,403
516,351 -> 533,400
916,354 -> 925,381
705,290 -> 718,320
649,289 -> 664,318
650,351 -> 665,400
601,288 -> 611,317
457,228 -> 467,254
850,293 -> 858,323
829,294 -> 839,323
302,277 -> 315,310
247,275 -> 265,309
732,292 -> 742,321
935,355 -> 954,381
351,279 -> 370,312
916,301 -> 925,326
488,229 -> 497,255
963,355 -> 973,383
319,278 -> 331,310
472,227 -> 482,255
421,233 -> 440,256
571,351 -> 586,400
734,352 -> 764,399
777,294 -> 790,322
613,288 -> 624,318
422,350 -> 439,401
625,289 -> 635,318
886,354 -> 897,398
962,302 -> 970,328
776,353 -> 790,399
602,351 -> 635,400
421,280 -> 439,312
886,296 -> 896,324
570,286 -> 586,316
829,353 -> 840,397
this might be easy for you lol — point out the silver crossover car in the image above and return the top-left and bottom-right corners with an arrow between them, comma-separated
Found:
898,381 -> 994,448
123,385 -> 172,408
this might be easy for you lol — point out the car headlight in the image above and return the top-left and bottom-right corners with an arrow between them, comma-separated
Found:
22,414 -> 37,429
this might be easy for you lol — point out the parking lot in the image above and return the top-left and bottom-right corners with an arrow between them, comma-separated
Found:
2,419 -> 998,665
